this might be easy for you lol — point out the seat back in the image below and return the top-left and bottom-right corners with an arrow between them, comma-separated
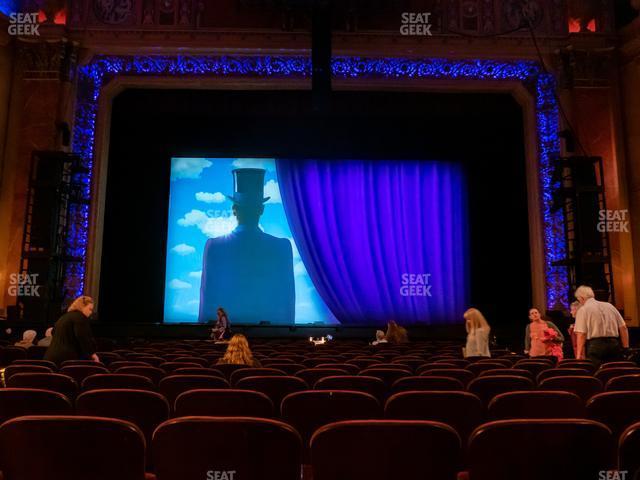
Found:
175,389 -> 274,417
82,373 -> 156,391
311,420 -> 461,480
538,376 -> 603,402
209,363 -> 250,379
390,376 -> 464,393
466,419 -> 615,480
536,368 -> 591,383
59,365 -> 110,385
4,364 -> 53,380
420,368 -> 475,386
235,376 -> 308,412
0,415 -> 146,480
619,421 -> 640,480
12,359 -> 57,370
467,375 -> 534,405
153,417 -> 302,480
488,391 -> 585,420
0,388 -> 72,424
159,374 -> 230,408
467,362 -> 511,376
296,368 -> 350,386
282,390 -> 382,461
230,367 -> 287,386
586,391 -> 640,438
359,368 -> 411,390
314,375 -> 386,402
116,366 -> 166,384
478,369 -> 534,381
76,389 -> 170,447
6,372 -> 78,400
605,374 -> 640,391
595,367 -> 640,385
384,391 -> 483,443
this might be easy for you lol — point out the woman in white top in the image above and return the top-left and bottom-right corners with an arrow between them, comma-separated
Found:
463,308 -> 491,358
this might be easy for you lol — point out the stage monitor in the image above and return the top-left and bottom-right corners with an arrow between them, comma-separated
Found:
164,157 -> 469,326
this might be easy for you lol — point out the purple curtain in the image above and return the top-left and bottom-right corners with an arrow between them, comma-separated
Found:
276,159 -> 469,325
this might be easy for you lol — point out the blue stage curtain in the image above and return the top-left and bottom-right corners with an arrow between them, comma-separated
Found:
276,159 -> 469,325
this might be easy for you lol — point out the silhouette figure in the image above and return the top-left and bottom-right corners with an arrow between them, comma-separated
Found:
199,168 -> 295,325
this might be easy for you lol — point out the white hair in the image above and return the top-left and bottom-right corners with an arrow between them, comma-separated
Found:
22,330 -> 36,342
375,330 -> 385,341
575,285 -> 595,302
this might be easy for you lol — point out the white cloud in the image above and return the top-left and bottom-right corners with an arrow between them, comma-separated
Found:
263,179 -> 282,204
232,158 -> 276,171
294,260 -> 307,277
178,209 -> 237,238
169,279 -> 191,289
189,271 -> 202,278
171,243 -> 196,256
171,158 -> 212,180
196,191 -> 226,203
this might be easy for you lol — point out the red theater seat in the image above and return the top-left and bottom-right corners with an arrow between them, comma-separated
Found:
61,360 -> 107,368
466,362 -> 511,376
0,416 -> 147,480
390,376 -> 464,393
281,390 -> 382,461
536,368 -> 592,383
465,419 -> 615,480
315,363 -> 360,375
260,363 -> 306,374
12,359 -> 57,370
152,417 -> 302,480
314,375 -> 386,401
487,391 -> 585,420
421,368 -> 475,386
175,389 -> 274,417
599,361 -> 637,369
0,388 -> 72,424
359,368 -> 411,390
235,376 -> 308,411
0,346 -> 28,365
478,368 -> 534,381
311,420 -> 461,480
619,422 -> 640,480
116,366 -> 166,384
6,372 -> 78,400
467,375 -> 534,405
3,364 -> 53,380
172,367 -> 225,378
229,367 -> 286,386
109,360 -> 153,371
384,391 -> 483,443
558,359 -> 596,373
476,358 -> 513,368
76,389 -> 170,451
586,391 -> 640,438
296,368 -> 350,386
159,375 -> 230,408
208,363 -> 251,379
595,367 -> 640,385
173,356 -> 208,367
511,361 -> 552,378
538,376 -> 603,402
60,364 -> 110,385
82,373 -> 156,391
159,362 -> 202,373
605,374 -> 640,391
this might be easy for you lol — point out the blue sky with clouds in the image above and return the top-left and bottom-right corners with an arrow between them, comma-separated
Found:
164,157 -> 338,324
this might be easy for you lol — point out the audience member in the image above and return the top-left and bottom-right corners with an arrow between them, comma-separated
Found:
210,307 -> 230,342
37,327 -> 53,347
371,330 -> 388,346
44,296 -> 99,365
524,307 -> 564,360
14,329 -> 36,349
216,334 -> 262,367
574,285 -> 629,366
385,320 -> 408,344
463,308 -> 490,357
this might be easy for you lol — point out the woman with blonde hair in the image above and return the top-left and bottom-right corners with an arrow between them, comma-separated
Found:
216,334 -> 261,367
385,320 -> 409,344
44,296 -> 99,365
463,308 -> 491,357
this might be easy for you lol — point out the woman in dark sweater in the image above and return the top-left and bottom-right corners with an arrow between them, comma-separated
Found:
44,296 -> 99,365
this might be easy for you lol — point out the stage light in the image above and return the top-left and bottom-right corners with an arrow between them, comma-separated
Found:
71,55 -> 565,308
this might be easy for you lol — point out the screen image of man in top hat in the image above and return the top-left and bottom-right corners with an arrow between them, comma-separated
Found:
198,168 -> 295,325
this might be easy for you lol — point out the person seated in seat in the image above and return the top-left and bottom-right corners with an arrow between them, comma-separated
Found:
385,321 -> 409,344
216,334 -> 262,367
524,307 -> 564,360
371,330 -> 388,346
463,308 -> 491,358
14,330 -> 37,349
37,327 -> 53,347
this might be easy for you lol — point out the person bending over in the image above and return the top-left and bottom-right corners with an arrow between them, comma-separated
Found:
45,296 -> 99,365
463,308 -> 491,358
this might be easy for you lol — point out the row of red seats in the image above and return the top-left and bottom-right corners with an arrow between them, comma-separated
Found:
0,414 -> 639,480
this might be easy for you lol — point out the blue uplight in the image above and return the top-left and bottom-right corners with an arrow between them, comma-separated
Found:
71,55 -> 567,308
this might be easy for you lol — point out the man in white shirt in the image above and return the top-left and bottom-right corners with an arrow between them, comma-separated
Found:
573,285 -> 629,366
